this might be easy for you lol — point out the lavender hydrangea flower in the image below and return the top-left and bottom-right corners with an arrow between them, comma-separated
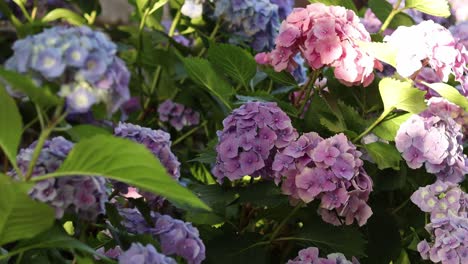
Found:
212,101 -> 298,183
287,246 -> 360,264
118,243 -> 176,264
114,122 -> 181,207
119,208 -> 206,264
4,26 -> 130,114
411,182 -> 468,264
450,21 -> 468,49
272,133 -> 373,226
213,0 -> 294,51
157,100 -> 200,131
9,137 -> 107,220
181,0 -> 205,19
395,98 -> 467,183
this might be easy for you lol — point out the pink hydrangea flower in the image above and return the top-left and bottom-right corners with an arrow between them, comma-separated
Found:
255,3 -> 382,87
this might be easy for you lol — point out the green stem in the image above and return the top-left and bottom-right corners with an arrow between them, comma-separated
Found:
13,0 -> 32,23
391,198 -> 410,215
35,103 -> 45,131
353,107 -> 395,143
298,71 -> 320,114
197,20 -> 222,57
269,202 -> 303,242
378,0 -> 403,34
172,121 -> 207,146
24,112 -> 67,181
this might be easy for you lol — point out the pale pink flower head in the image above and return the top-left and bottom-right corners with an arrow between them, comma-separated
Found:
255,3 -> 382,87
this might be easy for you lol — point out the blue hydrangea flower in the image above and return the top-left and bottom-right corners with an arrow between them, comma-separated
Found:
9,137 -> 107,220
119,243 -> 176,264
213,0 -> 294,51
5,26 -> 130,114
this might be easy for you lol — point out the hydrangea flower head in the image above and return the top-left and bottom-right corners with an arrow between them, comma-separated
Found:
158,100 -> 200,131
255,3 -> 383,87
384,20 -> 468,96
212,101 -> 298,183
118,243 -> 176,264
273,133 -> 373,226
395,98 -> 467,183
287,246 -> 360,264
5,26 -> 130,113
213,0 -> 293,51
10,137 -> 107,220
181,0 -> 205,19
114,122 -> 181,207
450,21 -> 468,49
119,208 -> 206,264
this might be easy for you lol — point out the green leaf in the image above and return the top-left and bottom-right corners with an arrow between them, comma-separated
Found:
357,41 -> 398,68
148,0 -> 169,15
372,113 -> 412,141
337,101 -> 367,133
0,68 -> 61,108
53,135 -> 211,211
308,0 -> 357,13
11,226 -> 105,260
207,44 -> 257,89
0,174 -> 55,246
66,124 -> 111,142
136,0 -> 150,13
368,0 -> 415,29
263,68 -> 297,87
181,57 -> 234,110
42,8 -> 86,25
364,142 -> 401,170
379,78 -> 427,113
405,0 -> 450,17
366,208 -> 402,263
0,85 -> 22,168
423,82 -> 468,111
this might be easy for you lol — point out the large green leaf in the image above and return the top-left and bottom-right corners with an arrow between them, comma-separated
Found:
182,57 -> 234,109
0,174 -> 55,246
207,44 -> 257,89
308,0 -> 357,13
364,142 -> 401,170
379,78 -> 426,114
263,68 -> 297,87
49,135 -> 211,211
0,68 -> 61,108
372,113 -> 412,141
423,82 -> 468,111
405,0 -> 450,17
0,85 -> 22,167
42,8 -> 86,25
66,124 -> 111,142
358,41 -> 398,68
368,0 -> 415,29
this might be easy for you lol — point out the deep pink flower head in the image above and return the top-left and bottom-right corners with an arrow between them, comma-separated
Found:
212,101 -> 298,183
384,20 -> 468,96
273,132 -> 373,226
255,3 -> 382,87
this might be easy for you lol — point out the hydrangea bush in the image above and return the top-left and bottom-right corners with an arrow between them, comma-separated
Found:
0,0 -> 467,264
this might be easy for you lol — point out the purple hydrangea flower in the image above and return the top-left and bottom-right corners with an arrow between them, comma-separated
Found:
273,133 -> 373,226
213,0 -> 294,51
114,122 -> 181,207
118,243 -> 176,264
411,178 -> 468,263
212,101 -> 298,183
119,208 -> 206,264
287,246 -> 360,264
4,26 -> 130,113
450,21 -> 468,49
395,98 -> 467,183
9,137 -> 107,220
157,100 -> 200,131
383,21 -> 468,96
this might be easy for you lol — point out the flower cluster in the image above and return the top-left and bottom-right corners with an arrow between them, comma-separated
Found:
119,243 -> 176,264
212,102 -> 298,183
450,0 -> 468,23
395,98 -> 467,183
450,21 -> 468,49
10,137 -> 107,220
273,133 -> 373,226
158,100 -> 200,131
119,208 -> 206,264
384,20 -> 468,96
181,0 -> 205,19
5,26 -> 130,113
213,0 -> 287,51
411,181 -> 467,221
411,181 -> 468,264
255,3 -> 382,87
287,247 -> 360,264
114,122 -> 181,207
